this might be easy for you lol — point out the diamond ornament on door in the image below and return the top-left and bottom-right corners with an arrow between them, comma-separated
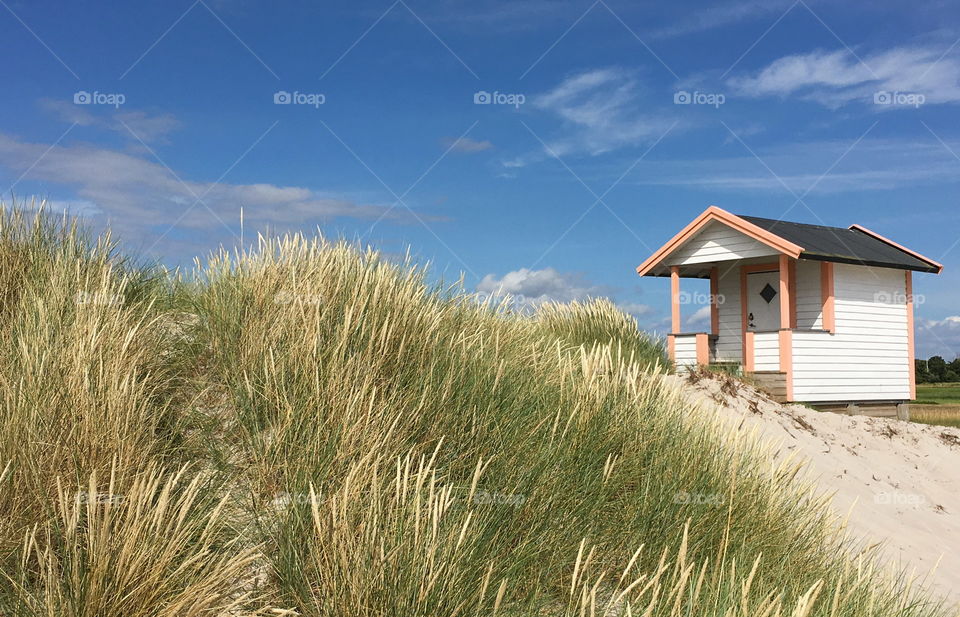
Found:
759,283 -> 778,304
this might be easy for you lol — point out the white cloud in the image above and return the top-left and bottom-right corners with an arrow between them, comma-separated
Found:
0,133 -> 434,246
476,267 -> 651,319
730,45 -> 960,107
40,99 -> 181,143
442,136 -> 493,153
477,267 -> 609,304
617,302 -> 654,317
686,305 -> 711,327
527,68 -> 678,159
916,315 -> 960,359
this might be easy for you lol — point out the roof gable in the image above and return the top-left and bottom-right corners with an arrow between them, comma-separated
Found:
666,220 -> 779,266
636,206 -> 802,276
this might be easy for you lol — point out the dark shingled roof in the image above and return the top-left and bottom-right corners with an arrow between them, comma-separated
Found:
738,215 -> 940,273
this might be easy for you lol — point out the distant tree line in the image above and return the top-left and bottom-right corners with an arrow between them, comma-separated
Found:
915,356 -> 960,383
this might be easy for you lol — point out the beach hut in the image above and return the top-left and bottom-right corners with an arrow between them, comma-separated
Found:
637,206 -> 942,418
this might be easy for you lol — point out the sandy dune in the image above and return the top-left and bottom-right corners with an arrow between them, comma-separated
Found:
665,372 -> 960,608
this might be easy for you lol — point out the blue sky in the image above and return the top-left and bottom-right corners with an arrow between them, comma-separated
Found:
2,0 -> 960,356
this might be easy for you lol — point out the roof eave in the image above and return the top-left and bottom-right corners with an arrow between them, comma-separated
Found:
848,224 -> 943,274
798,252 -> 942,274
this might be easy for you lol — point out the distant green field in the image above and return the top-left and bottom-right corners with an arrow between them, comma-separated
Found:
912,383 -> 960,428
914,383 -> 960,405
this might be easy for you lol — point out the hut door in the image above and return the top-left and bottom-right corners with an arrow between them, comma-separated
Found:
746,271 -> 781,331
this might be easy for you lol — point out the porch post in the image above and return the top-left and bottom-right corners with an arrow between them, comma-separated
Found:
668,266 -> 681,363
670,266 -> 681,333
778,255 -> 794,401
788,258 -> 797,328
778,255 -> 791,328
739,266 -> 748,367
709,266 -> 719,336
906,270 -> 916,400
695,333 -> 709,366
820,262 -> 835,333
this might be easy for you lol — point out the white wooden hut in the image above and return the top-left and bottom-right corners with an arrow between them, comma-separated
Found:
637,206 -> 942,417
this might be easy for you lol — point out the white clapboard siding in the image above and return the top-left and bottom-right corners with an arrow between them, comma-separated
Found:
794,259 -> 823,329
792,264 -> 910,401
713,267 -> 743,362
666,221 -> 778,266
753,332 -> 780,371
673,334 -> 698,371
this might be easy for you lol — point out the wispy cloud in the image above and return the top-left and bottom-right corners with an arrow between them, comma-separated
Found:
730,45 -> 960,107
40,98 -> 182,144
441,135 -> 493,153
648,0 -> 798,40
623,138 -> 960,193
521,68 -> 678,161
0,133 -> 437,247
409,0 -> 579,30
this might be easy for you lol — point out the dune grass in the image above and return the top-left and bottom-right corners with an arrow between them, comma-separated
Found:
911,406 -> 960,429
0,206 -> 255,616
0,204 -> 950,616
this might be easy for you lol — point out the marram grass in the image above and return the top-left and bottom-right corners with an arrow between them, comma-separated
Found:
0,204 -> 951,616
